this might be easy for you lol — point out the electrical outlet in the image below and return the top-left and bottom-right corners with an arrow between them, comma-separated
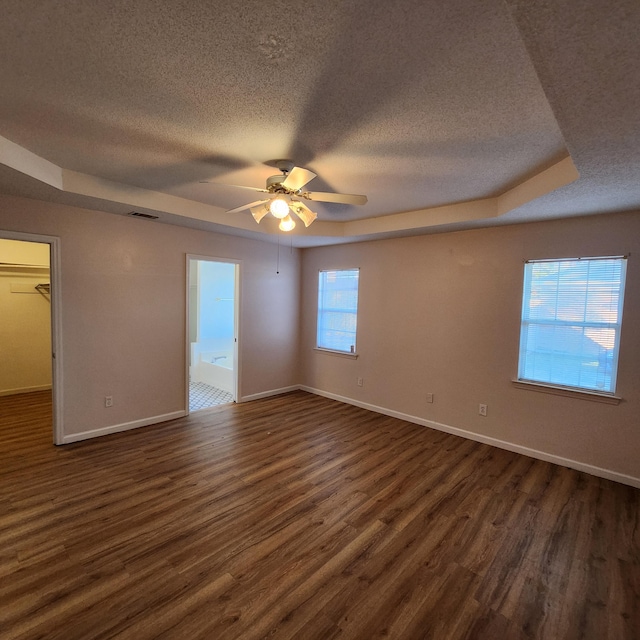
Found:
479,403 -> 487,417
105,396 -> 113,408
426,393 -> 434,403
357,377 -> 363,387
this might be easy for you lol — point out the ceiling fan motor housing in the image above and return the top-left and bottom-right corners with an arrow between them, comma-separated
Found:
267,174 -> 292,193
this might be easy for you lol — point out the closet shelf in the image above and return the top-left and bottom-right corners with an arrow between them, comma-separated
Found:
0,262 -> 49,273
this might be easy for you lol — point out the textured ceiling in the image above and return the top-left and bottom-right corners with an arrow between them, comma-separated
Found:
0,0 -> 638,246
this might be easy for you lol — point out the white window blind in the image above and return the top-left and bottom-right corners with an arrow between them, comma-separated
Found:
317,269 -> 359,353
518,256 -> 626,393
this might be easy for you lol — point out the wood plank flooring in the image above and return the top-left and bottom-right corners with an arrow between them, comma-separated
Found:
1,390 -> 639,639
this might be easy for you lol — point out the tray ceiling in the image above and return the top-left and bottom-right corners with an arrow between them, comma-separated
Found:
0,0 -> 638,246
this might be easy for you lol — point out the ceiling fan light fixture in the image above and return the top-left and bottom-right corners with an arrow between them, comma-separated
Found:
269,197 -> 289,219
250,203 -> 270,224
291,203 -> 317,228
215,162 -> 366,232
278,214 -> 296,232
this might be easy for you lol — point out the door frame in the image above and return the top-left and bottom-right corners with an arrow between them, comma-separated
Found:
185,254 -> 241,413
0,230 -> 63,444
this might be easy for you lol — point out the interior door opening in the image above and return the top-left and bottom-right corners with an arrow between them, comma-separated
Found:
0,235 -> 59,442
187,257 -> 239,412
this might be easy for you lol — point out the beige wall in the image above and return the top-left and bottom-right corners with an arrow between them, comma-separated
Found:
300,211 -> 640,481
2,191 -> 638,483
0,195 -> 300,438
0,239 -> 52,395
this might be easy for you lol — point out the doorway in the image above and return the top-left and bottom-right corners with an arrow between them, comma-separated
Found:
187,256 -> 239,412
0,232 -> 62,443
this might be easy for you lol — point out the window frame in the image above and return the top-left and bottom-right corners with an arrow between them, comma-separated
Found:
316,268 -> 360,356
516,255 -> 627,399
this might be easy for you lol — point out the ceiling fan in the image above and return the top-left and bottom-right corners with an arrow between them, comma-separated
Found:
202,160 -> 367,231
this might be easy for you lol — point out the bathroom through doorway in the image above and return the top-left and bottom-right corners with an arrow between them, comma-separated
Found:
187,256 -> 239,412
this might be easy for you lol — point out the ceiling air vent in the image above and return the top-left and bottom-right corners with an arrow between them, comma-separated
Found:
127,211 -> 159,220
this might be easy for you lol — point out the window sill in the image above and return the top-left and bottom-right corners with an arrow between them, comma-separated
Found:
512,379 -> 621,405
314,347 -> 359,359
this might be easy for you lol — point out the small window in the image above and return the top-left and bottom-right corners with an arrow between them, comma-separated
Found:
518,256 -> 627,394
317,269 -> 359,353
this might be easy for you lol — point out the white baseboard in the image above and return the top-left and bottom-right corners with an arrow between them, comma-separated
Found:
0,384 -> 52,397
61,410 -> 186,444
300,386 -> 640,489
239,385 -> 300,403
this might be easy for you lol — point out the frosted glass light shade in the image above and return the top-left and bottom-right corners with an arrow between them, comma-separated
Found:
269,197 -> 289,219
291,203 -> 317,227
279,214 -> 296,231
250,203 -> 269,223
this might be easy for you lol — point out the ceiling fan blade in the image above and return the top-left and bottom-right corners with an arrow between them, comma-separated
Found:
305,191 -> 368,206
226,199 -> 269,215
282,166 -> 317,191
200,181 -> 270,194
290,201 -> 318,228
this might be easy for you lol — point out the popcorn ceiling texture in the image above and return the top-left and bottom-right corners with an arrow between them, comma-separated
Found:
500,0 -> 640,219
0,0 -> 638,241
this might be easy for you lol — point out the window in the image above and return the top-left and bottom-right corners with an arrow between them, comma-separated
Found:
317,269 -> 359,353
518,256 -> 627,394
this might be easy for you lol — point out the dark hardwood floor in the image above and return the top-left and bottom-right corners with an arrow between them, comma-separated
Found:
1,390 -> 638,639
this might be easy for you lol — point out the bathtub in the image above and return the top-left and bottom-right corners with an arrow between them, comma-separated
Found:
194,351 -> 234,393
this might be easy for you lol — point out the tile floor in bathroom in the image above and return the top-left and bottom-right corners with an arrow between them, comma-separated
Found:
189,381 -> 234,412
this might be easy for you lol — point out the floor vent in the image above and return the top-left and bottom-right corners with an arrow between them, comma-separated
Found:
128,211 -> 159,220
